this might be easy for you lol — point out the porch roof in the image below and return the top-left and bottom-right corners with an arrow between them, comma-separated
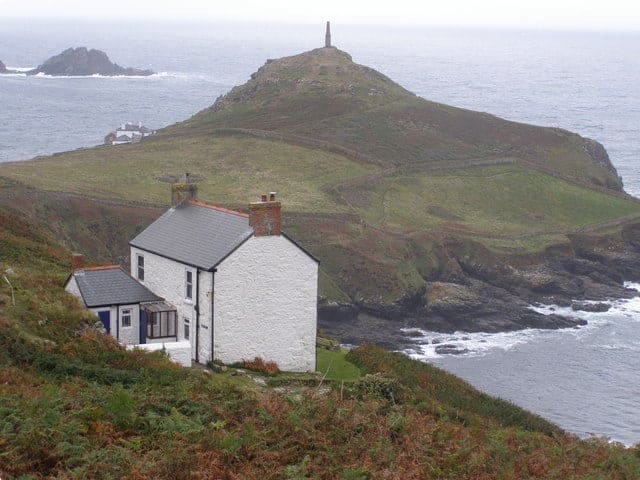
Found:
141,301 -> 177,313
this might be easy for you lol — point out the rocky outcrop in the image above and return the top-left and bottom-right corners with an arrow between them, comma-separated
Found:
583,138 -> 624,191
0,60 -> 17,74
319,222 -> 640,349
27,47 -> 154,76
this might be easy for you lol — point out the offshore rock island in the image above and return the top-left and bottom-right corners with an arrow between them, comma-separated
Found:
2,41 -> 640,350
24,47 -> 155,76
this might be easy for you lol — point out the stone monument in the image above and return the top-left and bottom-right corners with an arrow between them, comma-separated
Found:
325,21 -> 332,48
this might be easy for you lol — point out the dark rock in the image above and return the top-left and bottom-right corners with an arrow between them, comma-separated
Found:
27,47 -> 154,76
571,302 -> 611,313
403,329 -> 424,338
0,60 -> 17,74
435,344 -> 469,355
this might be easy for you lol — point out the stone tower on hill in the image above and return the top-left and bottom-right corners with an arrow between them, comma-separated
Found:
325,21 -> 331,47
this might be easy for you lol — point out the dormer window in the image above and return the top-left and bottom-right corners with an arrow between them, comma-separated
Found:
185,271 -> 193,300
137,255 -> 144,281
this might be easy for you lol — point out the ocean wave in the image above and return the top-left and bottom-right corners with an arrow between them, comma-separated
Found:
403,283 -> 640,359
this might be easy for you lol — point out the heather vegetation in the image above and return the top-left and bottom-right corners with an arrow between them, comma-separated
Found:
1,208 -> 640,479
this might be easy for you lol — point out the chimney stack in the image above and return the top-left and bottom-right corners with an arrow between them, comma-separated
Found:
171,172 -> 198,206
325,21 -> 332,48
249,193 -> 282,236
71,253 -> 85,271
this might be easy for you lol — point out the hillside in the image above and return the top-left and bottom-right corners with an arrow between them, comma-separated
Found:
2,46 -> 640,341
1,207 -> 639,478
170,47 -> 623,191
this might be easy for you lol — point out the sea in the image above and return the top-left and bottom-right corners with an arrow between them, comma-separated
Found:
1,19 -> 639,445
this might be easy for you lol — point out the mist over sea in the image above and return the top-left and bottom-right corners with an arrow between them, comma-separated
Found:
1,19 -> 639,445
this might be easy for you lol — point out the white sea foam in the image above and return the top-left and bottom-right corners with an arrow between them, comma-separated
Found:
2,68 -> 193,79
403,283 -> 640,359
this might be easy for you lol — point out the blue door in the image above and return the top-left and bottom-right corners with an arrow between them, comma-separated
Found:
139,310 -> 147,344
98,310 -> 110,334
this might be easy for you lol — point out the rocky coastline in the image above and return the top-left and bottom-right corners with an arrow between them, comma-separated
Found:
319,222 -> 640,351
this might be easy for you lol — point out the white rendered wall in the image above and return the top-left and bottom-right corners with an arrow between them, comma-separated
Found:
65,276 -> 82,299
116,304 -> 140,345
214,235 -> 318,372
130,247 -> 208,361
127,340 -> 192,367
197,271 -> 213,363
87,304 -> 139,345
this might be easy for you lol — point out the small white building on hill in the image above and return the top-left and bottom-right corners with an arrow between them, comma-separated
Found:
66,178 -> 319,372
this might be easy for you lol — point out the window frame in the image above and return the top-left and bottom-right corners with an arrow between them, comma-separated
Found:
146,310 -> 177,339
121,308 -> 132,328
183,317 -> 190,340
185,270 -> 193,300
137,255 -> 144,281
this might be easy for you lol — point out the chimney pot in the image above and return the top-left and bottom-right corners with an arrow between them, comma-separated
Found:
261,194 -> 268,202
249,195 -> 282,236
269,192 -> 276,201
171,174 -> 198,206
71,253 -> 84,271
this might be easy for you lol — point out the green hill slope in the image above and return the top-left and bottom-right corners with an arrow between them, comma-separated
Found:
170,47 -> 623,191
1,46 -> 639,321
1,208 -> 639,478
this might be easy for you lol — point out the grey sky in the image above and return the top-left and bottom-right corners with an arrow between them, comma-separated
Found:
1,0 -> 639,30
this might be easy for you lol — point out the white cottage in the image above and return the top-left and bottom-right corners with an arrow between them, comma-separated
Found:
64,264 -> 163,345
68,180 -> 319,372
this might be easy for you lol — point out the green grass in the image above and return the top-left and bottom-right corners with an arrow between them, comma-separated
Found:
348,164 -> 640,236
316,348 -> 362,382
0,134 -> 375,212
174,47 -> 622,190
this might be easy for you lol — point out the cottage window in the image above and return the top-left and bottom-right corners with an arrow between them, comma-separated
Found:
185,271 -> 193,300
147,310 -> 176,339
137,255 -> 144,281
121,309 -> 132,328
184,317 -> 190,340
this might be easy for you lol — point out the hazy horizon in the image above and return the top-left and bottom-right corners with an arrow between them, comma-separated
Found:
1,0 -> 639,32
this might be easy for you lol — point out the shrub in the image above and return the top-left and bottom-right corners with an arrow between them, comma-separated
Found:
353,373 -> 400,402
241,357 -> 280,376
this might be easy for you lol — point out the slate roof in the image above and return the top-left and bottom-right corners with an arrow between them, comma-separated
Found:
70,266 -> 162,307
130,201 -> 254,270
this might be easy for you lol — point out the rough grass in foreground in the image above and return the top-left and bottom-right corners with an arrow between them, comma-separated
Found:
2,207 -> 640,478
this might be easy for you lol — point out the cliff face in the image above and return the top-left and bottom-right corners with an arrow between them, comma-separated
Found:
27,47 -> 154,76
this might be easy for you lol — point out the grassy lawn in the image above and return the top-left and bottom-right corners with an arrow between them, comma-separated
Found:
316,347 -> 362,382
